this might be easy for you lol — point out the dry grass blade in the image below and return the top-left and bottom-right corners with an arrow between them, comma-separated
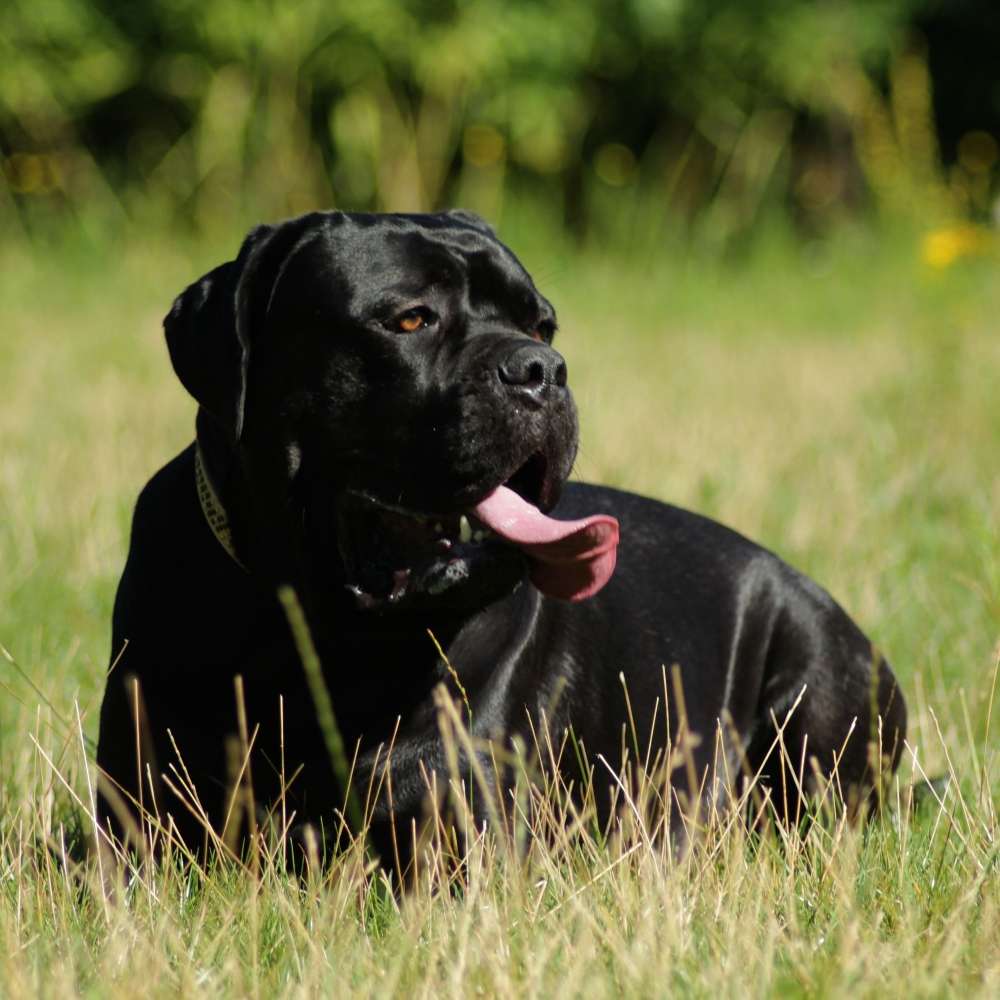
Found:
277,585 -> 363,836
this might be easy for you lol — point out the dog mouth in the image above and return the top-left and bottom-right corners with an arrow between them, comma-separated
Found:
335,452 -> 619,611
503,451 -> 550,510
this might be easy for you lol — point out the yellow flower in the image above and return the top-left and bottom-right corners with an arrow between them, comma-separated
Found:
921,224 -> 995,269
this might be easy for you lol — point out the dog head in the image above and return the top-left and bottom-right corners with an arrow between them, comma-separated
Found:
165,211 -> 616,611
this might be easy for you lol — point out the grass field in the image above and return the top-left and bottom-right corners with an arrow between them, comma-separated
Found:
1,225 -> 998,997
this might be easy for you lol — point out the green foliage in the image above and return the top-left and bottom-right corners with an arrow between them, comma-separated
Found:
2,0 -> 953,244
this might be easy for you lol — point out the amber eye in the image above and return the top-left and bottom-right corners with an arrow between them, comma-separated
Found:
394,308 -> 432,333
530,320 -> 555,342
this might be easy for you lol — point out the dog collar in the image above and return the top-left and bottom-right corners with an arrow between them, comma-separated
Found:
194,445 -> 247,571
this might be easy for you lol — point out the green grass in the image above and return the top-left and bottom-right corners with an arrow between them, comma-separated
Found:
1,225 -> 998,997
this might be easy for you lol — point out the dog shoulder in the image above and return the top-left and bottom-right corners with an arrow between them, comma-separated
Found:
119,440 -> 249,607
113,441 -> 262,654
127,444 -> 201,551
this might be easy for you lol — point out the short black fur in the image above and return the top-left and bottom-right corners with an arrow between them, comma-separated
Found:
97,211 -> 906,871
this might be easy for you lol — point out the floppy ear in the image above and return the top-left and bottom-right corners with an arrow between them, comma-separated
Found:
165,212 -> 335,441
164,225 -> 274,443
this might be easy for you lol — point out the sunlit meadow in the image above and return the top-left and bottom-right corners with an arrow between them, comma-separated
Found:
1,224 -> 998,997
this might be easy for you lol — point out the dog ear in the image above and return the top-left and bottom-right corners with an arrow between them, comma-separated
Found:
165,211 -> 338,440
164,225 -> 275,443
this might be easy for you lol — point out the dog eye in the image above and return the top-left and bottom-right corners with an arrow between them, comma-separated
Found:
530,320 -> 555,342
394,307 -> 434,333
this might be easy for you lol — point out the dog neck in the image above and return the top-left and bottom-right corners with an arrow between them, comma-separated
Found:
194,444 -> 246,570
194,408 -> 257,572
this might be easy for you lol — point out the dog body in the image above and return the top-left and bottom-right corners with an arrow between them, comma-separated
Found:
97,212 -> 905,865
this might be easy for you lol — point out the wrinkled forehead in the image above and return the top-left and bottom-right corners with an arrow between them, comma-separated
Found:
276,214 -> 548,318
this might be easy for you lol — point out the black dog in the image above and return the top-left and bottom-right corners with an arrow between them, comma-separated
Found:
97,211 -> 906,867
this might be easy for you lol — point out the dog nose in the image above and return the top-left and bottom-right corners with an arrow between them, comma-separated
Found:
497,343 -> 568,399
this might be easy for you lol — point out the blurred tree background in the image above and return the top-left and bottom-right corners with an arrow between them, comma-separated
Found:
1,0 -> 998,252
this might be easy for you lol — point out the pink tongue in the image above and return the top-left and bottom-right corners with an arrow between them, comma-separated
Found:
472,486 -> 619,602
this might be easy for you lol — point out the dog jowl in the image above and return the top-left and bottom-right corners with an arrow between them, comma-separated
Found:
97,211 -> 905,869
